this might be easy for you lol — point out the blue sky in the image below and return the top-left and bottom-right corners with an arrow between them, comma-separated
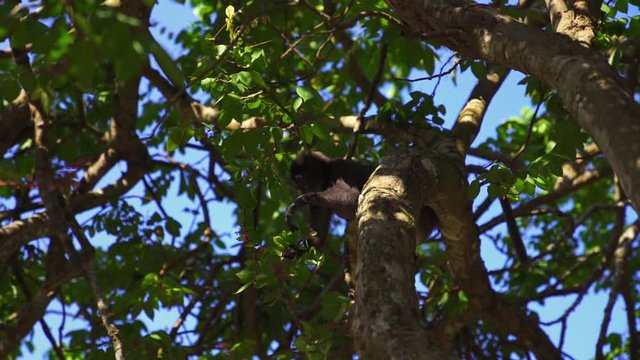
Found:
13,0 -> 633,358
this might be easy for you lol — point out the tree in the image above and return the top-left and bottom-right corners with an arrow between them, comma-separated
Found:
0,0 -> 639,358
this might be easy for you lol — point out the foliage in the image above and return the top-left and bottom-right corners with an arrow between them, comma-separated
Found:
0,0 -> 638,359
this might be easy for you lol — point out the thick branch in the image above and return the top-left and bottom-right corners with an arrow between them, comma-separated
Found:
353,150 -> 455,359
452,66 -> 509,151
424,142 -> 560,358
386,0 -> 640,212
0,90 -> 31,157
354,143 -> 559,358
545,0 -> 597,44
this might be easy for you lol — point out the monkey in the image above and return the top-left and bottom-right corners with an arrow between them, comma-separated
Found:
285,151 -> 375,252
284,151 -> 438,257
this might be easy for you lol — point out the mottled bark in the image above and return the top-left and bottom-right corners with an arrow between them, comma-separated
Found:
353,150 -> 455,360
386,0 -> 640,213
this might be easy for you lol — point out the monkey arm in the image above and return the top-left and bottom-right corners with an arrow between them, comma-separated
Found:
285,196 -> 310,231
286,179 -> 360,228
282,206 -> 331,258
307,205 -> 331,247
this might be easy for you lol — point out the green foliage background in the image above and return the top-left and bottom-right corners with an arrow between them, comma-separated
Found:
0,0 -> 639,358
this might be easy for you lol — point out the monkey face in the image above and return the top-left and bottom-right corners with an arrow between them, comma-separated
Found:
290,152 -> 329,192
291,166 -> 325,192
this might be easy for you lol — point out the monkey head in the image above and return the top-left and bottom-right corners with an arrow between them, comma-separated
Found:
290,151 -> 331,192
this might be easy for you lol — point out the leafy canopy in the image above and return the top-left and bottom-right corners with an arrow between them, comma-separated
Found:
0,0 -> 638,359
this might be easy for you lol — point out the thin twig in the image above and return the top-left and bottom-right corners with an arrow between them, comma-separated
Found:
514,93 -> 550,160
394,58 -> 459,83
68,218 -> 125,360
431,53 -> 457,97
498,196 -> 529,266
595,223 -> 638,359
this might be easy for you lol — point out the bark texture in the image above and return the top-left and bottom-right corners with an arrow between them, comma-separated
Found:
353,143 -> 561,359
352,151 -> 455,360
386,0 -> 640,212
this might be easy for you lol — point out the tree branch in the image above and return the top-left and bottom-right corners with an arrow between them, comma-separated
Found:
386,0 -> 640,213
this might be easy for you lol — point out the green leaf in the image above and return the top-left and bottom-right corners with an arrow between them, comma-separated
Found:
150,37 -> 185,90
142,273 -> 159,287
615,0 -> 628,12
167,126 -> 194,152
248,70 -> 267,88
437,292 -> 449,305
234,282 -> 253,295
300,126 -> 314,144
165,217 -> 182,237
9,22 -> 30,48
0,76 -> 21,101
548,157 -> 564,177
272,235 -> 287,249
271,127 -> 283,142
217,93 -> 244,128
143,302 -> 155,320
458,291 -> 469,304
293,97 -> 303,112
247,98 -> 261,109
309,123 -> 329,140
487,184 -> 502,199
15,155 -> 34,177
234,71 -> 253,85
236,269 -> 254,283
296,86 -> 316,102
115,42 -> 145,81
250,49 -> 265,65
467,179 -> 481,200
322,291 -> 347,321
69,41 -> 96,85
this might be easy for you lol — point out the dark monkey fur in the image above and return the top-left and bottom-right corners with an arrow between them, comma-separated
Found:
285,151 -> 437,251
285,151 -> 375,247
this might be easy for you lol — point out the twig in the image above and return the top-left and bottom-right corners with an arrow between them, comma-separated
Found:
513,93 -> 550,160
69,218 -> 125,360
431,53 -> 457,97
595,223 -> 638,359
394,58 -> 459,83
169,269 -> 217,339
31,89 -> 125,359
498,196 -> 528,265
